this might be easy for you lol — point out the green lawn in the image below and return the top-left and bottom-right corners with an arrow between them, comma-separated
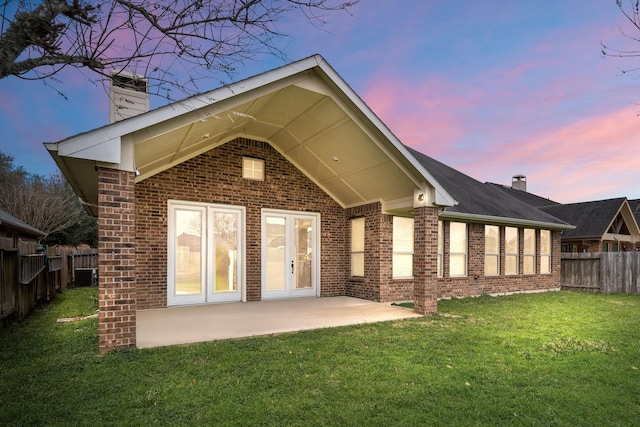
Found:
1,289 -> 639,426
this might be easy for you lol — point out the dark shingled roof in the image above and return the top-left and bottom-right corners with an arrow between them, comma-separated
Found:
487,182 -> 560,208
0,209 -> 45,238
539,198 -> 626,239
630,199 -> 640,227
405,146 -> 571,228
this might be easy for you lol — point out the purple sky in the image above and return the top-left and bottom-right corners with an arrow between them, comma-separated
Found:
1,1 -> 638,203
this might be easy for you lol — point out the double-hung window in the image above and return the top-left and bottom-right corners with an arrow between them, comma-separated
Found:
392,217 -> 414,278
484,225 -> 500,276
540,230 -> 551,274
523,229 -> 536,274
449,222 -> 467,277
505,227 -> 519,275
351,218 -> 365,277
437,221 -> 444,278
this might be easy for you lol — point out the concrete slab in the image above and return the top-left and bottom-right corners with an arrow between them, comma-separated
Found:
136,296 -> 422,348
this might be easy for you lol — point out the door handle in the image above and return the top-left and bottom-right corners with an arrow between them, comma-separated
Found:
291,260 -> 294,274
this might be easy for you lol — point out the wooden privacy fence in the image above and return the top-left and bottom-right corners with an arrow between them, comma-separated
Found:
0,242 -> 98,326
561,252 -> 640,295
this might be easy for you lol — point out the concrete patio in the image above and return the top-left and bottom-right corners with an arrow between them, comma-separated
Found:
136,296 -> 422,348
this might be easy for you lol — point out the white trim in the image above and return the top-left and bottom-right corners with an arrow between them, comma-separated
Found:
440,210 -> 575,231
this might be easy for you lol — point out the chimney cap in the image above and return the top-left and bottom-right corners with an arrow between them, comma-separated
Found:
512,174 -> 526,180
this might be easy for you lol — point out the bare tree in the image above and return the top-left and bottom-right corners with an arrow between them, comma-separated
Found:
602,1 -> 640,75
0,153 -> 84,236
0,0 -> 357,99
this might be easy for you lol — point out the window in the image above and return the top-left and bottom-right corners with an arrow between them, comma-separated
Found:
351,218 -> 365,276
437,221 -> 443,278
449,222 -> 467,277
523,229 -> 536,274
392,217 -> 414,278
540,230 -> 551,274
242,157 -> 264,180
505,227 -> 518,275
484,225 -> 499,276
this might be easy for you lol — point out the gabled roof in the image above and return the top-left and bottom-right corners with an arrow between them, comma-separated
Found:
539,198 -> 639,239
487,182 -> 560,208
406,147 -> 573,230
45,55 -> 455,216
0,209 -> 45,238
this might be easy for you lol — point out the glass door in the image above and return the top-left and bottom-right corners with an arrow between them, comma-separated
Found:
168,201 -> 244,306
262,210 -> 319,299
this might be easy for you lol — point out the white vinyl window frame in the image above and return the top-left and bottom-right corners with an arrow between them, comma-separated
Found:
505,227 -> 519,276
523,228 -> 536,275
540,230 -> 551,274
351,218 -> 365,277
484,225 -> 500,276
449,222 -> 467,277
392,216 -> 414,278
437,221 -> 444,278
242,157 -> 264,181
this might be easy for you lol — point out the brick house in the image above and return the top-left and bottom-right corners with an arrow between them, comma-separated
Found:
46,55 -> 572,352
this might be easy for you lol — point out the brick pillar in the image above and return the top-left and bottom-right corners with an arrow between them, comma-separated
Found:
98,167 -> 136,352
413,206 -> 438,314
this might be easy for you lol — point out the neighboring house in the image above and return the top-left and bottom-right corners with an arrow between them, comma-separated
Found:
540,198 -> 640,252
45,55 -> 573,352
491,180 -> 640,252
0,209 -> 45,246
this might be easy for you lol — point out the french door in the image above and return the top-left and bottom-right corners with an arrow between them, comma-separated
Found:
261,210 -> 320,299
168,201 -> 244,306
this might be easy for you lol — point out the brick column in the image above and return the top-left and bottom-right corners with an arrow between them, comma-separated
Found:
413,206 -> 438,314
98,167 -> 136,352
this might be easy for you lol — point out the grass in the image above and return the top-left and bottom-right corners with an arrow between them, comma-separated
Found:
1,290 -> 639,426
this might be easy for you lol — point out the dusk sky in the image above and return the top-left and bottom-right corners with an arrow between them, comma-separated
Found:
1,1 -> 639,204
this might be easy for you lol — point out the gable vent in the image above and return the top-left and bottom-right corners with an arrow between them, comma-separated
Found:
109,70 -> 150,123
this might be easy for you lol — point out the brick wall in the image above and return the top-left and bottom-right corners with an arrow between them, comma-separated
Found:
97,167 -> 136,352
135,138 -> 347,309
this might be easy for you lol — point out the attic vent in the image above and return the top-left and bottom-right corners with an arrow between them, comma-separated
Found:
109,70 -> 150,123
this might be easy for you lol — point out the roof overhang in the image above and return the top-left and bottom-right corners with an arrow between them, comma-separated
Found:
46,55 -> 455,217
439,210 -> 576,231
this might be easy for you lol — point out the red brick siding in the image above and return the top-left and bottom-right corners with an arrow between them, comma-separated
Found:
97,168 -> 136,352
135,138 -> 347,309
413,206 -> 439,314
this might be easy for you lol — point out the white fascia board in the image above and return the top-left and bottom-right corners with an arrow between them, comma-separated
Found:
58,135 -> 121,164
439,210 -> 576,231
312,57 -> 456,208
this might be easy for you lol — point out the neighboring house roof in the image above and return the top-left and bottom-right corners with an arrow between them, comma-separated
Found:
630,199 -> 640,227
487,182 -> 560,208
46,54 -> 456,217
539,198 -> 639,239
0,209 -> 45,238
406,147 -> 573,230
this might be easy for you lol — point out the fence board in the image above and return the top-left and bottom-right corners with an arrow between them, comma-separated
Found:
561,252 -> 640,295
